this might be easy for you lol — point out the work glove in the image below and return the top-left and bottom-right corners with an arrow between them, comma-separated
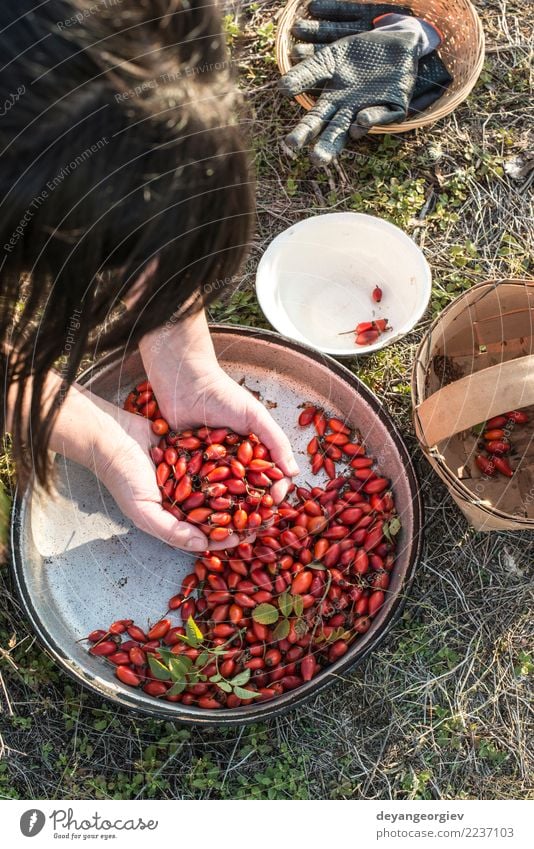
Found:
292,1 -> 412,41
279,13 -> 442,164
291,41 -> 452,118
408,51 -> 452,115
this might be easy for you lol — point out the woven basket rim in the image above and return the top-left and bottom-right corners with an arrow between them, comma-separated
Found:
412,278 -> 534,402
275,0 -> 486,133
412,277 -> 534,525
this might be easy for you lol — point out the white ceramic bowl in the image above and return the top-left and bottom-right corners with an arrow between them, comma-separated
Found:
256,212 -> 432,356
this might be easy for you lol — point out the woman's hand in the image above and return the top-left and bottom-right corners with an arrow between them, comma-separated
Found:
146,364 -> 299,504
91,405 -> 241,552
46,379 -> 236,552
139,309 -> 300,505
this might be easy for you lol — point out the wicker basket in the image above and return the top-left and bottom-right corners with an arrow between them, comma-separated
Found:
276,0 -> 485,133
412,280 -> 534,532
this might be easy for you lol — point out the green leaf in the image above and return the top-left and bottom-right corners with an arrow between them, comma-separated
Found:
383,516 -> 401,544
286,177 -> 297,196
174,633 -> 196,646
293,595 -> 304,617
278,592 -> 293,618
309,561 -> 326,570
230,669 -> 251,687
209,673 -> 222,683
181,655 -> 193,672
185,616 -> 203,647
148,655 -> 171,681
156,647 -> 175,660
216,681 -> 232,693
252,603 -> 279,626
389,517 -> 401,537
165,653 -> 192,673
168,656 -> 190,681
233,686 -> 260,700
167,680 -> 186,696
195,651 -> 210,669
272,618 -> 290,641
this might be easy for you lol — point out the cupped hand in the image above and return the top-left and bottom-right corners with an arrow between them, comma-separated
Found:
147,365 -> 300,505
92,406 -> 237,552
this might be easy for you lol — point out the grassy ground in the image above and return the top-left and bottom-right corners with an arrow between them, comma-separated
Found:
0,0 -> 532,800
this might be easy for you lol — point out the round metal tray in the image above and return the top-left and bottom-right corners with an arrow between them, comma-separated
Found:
11,326 -> 423,724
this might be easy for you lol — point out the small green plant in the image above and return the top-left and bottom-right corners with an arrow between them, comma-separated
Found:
401,769 -> 433,800
514,651 -> 534,678
222,14 -> 241,46
477,741 -> 507,766
256,21 -> 275,54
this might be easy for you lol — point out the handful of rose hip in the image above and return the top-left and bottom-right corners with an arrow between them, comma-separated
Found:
125,379 -> 283,544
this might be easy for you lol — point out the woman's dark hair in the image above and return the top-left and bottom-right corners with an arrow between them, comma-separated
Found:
0,0 -> 255,486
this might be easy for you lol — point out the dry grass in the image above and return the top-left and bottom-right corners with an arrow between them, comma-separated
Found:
0,0 -> 532,800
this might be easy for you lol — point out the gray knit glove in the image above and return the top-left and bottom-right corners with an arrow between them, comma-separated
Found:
279,14 -> 441,164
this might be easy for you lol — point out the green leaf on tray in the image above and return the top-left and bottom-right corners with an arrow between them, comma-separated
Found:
272,618 -> 290,641
148,655 -> 172,681
185,616 -> 203,647
389,517 -> 401,536
169,656 -> 191,682
230,669 -> 251,687
233,686 -> 260,700
293,595 -> 304,617
278,591 -> 293,618
156,647 -> 176,663
195,651 -> 210,669
383,516 -> 401,543
252,603 -> 279,625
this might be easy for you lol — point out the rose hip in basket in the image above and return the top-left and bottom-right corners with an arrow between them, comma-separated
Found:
474,409 -> 529,479
85,392 -> 401,709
